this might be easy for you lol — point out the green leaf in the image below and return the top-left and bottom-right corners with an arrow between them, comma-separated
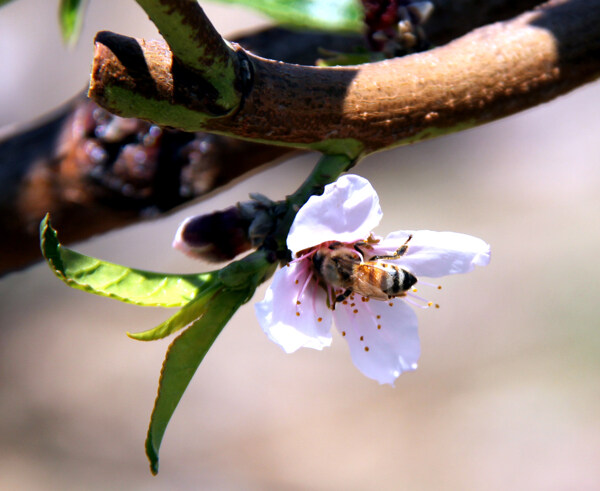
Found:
145,287 -> 251,475
59,0 -> 88,46
0,0 -> 17,8
40,214 -> 214,307
127,285 -> 220,341
211,0 -> 363,32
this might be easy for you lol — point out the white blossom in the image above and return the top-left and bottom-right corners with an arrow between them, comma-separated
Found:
255,175 -> 490,384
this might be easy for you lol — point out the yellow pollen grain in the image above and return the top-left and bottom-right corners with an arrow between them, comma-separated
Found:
437,285 -> 442,290
353,309 -> 358,314
428,302 -> 433,307
435,304 -> 440,309
364,346 -> 369,352
376,315 -> 381,319
350,303 -> 355,307
412,288 -> 418,293
317,317 -> 323,322
343,300 -> 348,305
360,336 -> 364,341
388,302 -> 394,307
295,312 -> 300,316
342,331 -> 346,336
294,279 -> 299,284
296,300 -> 301,305
377,324 -> 381,329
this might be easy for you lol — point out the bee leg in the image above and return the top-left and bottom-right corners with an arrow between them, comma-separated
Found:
370,234 -> 413,261
335,289 -> 352,303
353,242 -> 368,260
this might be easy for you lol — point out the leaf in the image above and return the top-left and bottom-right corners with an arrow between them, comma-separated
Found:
59,0 -> 88,46
211,0 -> 363,32
40,214 -> 214,307
127,285 -> 220,341
0,0 -> 17,7
145,287 -> 251,475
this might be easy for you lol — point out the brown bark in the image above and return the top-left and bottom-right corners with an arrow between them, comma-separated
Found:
90,0 -> 600,155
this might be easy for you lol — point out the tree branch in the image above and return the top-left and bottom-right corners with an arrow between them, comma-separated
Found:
1,0 -> 593,275
90,0 -> 600,157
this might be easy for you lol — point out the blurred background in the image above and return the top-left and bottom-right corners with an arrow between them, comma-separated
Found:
1,1 -> 599,489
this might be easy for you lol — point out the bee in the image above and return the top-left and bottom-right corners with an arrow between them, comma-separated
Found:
312,235 -> 417,305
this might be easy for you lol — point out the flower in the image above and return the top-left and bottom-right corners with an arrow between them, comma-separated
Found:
255,174 -> 490,385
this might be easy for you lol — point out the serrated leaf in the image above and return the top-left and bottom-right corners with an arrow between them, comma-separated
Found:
59,0 -> 88,46
211,0 -> 363,32
145,287 -> 250,475
40,214 -> 214,307
127,285 -> 220,341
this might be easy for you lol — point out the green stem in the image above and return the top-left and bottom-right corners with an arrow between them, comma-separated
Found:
134,0 -> 241,112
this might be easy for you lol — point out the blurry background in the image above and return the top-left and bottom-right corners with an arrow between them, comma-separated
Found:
1,1 -> 599,489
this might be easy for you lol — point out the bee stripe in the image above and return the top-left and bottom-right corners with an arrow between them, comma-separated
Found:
391,267 -> 400,293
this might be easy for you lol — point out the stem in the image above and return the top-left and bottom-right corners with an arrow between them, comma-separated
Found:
135,0 -> 244,114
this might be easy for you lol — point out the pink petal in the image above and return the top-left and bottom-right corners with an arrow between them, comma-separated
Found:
255,260 -> 333,353
333,296 -> 420,385
287,175 -> 383,255
381,230 -> 491,277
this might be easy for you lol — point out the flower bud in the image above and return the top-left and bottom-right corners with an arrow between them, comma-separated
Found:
173,206 -> 253,262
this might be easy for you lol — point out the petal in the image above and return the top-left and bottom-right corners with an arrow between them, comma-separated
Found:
254,260 -> 333,353
287,174 -> 383,255
333,295 -> 420,385
381,230 -> 491,277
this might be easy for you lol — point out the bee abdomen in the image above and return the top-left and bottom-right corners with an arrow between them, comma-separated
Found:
385,265 -> 417,296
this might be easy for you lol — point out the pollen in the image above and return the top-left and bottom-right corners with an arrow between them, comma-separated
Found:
353,309 -> 358,314
294,279 -> 299,284
296,300 -> 301,305
350,302 -> 355,307
317,317 -> 323,322
342,331 -> 346,336
376,315 -> 381,319
388,302 -> 394,307
364,346 -> 369,352
412,288 -> 418,293
295,311 -> 300,316
377,324 -> 381,329
437,285 -> 442,290
360,336 -> 364,341
343,300 -> 348,305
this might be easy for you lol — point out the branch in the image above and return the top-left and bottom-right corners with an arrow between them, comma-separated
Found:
90,0 -> 600,157
0,0 -> 590,275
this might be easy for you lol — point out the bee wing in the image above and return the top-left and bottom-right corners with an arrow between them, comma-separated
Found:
353,263 -> 390,300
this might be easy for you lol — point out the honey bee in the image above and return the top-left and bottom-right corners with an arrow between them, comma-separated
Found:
312,235 -> 417,305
